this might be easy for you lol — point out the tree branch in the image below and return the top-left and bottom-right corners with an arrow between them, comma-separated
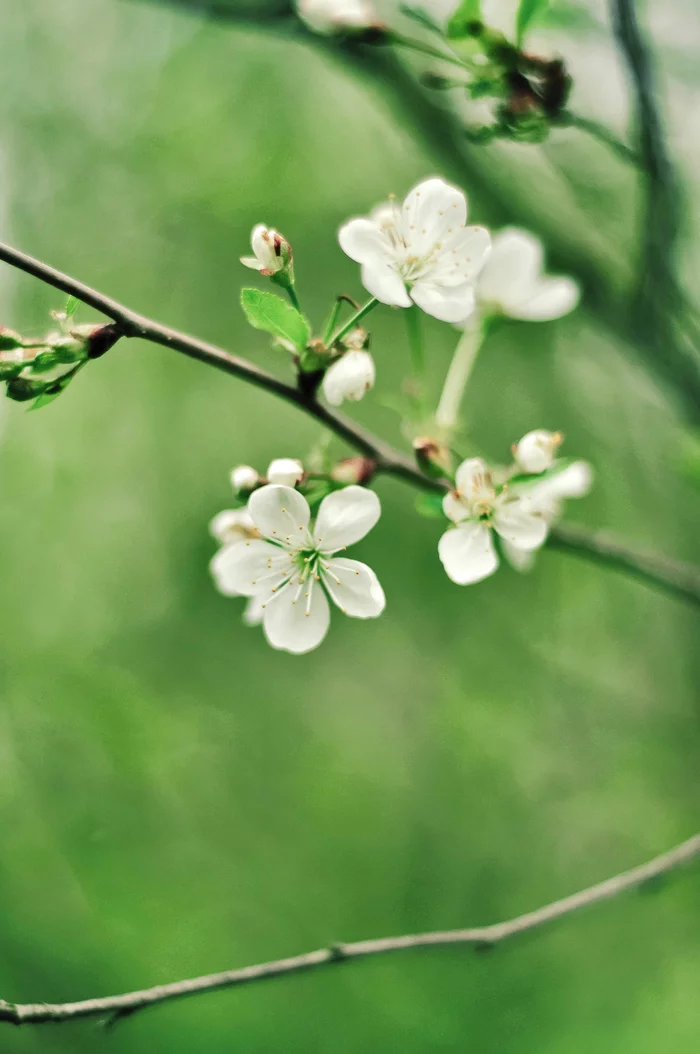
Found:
1,237 -> 699,607
0,832 -> 697,1026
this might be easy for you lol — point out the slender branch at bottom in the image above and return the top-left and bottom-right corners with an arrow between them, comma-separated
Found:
0,832 -> 697,1027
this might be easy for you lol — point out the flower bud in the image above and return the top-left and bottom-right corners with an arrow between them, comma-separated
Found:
209,508 -> 259,545
514,430 -> 563,474
322,350 -> 375,406
330,456 -> 376,485
267,457 -> 304,487
231,464 -> 260,493
241,225 -> 293,277
297,0 -> 381,35
413,437 -> 453,479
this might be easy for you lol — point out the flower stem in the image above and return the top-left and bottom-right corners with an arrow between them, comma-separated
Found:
389,33 -> 470,71
285,282 -> 302,314
435,322 -> 486,432
323,299 -> 344,345
328,298 -> 378,346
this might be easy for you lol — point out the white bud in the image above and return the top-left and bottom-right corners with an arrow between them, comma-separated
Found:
240,225 -> 292,275
322,350 -> 375,407
267,457 -> 304,487
296,0 -> 378,34
514,430 -> 563,474
210,509 -> 259,545
231,465 -> 260,492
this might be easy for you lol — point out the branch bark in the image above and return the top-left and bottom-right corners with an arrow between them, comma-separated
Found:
1,238 -> 699,608
0,832 -> 697,1026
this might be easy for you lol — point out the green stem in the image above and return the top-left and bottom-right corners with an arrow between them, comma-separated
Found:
435,321 -> 486,432
323,299 -> 344,344
404,303 -> 424,377
285,282 -> 302,313
389,32 -> 470,71
328,297 -> 379,345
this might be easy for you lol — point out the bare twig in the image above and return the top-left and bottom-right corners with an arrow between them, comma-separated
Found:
0,237 -> 699,607
549,523 -> 700,608
0,832 -> 697,1026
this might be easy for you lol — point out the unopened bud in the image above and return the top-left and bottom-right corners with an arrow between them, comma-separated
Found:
322,349 -> 375,406
413,437 -> 453,479
267,457 -> 304,487
0,327 -> 24,351
330,457 -> 376,486
231,465 -> 260,493
6,377 -> 47,402
514,430 -> 563,474
210,508 -> 260,545
241,225 -> 293,278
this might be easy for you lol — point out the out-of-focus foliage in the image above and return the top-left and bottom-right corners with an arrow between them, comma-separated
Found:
0,1 -> 698,1052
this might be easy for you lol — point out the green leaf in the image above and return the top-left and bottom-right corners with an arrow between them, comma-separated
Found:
415,492 -> 446,519
240,288 -> 310,351
516,0 -> 550,44
399,4 -> 444,34
447,0 -> 482,39
30,389 -> 63,411
64,295 -> 80,318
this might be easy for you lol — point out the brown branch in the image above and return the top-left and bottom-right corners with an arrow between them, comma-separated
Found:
0,832 -> 697,1026
1,240 -> 699,607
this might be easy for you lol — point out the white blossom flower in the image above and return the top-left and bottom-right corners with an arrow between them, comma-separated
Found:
296,0 -> 377,33
212,484 -> 385,654
514,430 -> 563,474
267,458 -> 304,487
503,461 -> 593,571
231,465 -> 260,492
240,225 -> 291,275
322,349 -> 375,406
339,178 -> 491,323
476,228 -> 579,321
438,457 -> 548,585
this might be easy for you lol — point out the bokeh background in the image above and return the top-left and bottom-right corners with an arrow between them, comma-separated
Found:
0,1 -> 699,1051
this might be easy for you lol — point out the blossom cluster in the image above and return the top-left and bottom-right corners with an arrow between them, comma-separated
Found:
215,174 -> 590,654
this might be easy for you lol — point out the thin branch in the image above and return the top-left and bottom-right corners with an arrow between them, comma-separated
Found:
558,111 -> 640,166
549,523 -> 700,608
1,237 -> 699,608
0,832 -> 697,1026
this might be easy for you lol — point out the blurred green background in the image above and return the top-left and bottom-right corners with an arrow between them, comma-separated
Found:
0,1 -> 699,1050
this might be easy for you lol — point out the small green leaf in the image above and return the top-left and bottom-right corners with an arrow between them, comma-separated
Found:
415,492 -> 446,519
30,389 -> 63,411
240,288 -> 310,351
64,295 -> 80,318
447,0 -> 482,39
516,0 -> 550,44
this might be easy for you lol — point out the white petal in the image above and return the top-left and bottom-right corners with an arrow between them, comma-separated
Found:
248,484 -> 311,543
338,218 -> 388,265
501,540 -> 536,573
360,262 -> 412,307
529,461 -> 593,508
210,539 -> 291,597
514,430 -> 561,474
477,228 -> 543,306
243,594 -> 265,626
263,578 -> 330,654
410,279 -> 476,323
314,485 -> 381,549
432,225 -> 492,284
443,490 -> 470,523
508,277 -> 580,321
455,458 -> 493,502
438,522 -> 498,585
401,178 -> 467,247
322,350 -> 375,406
494,501 -> 548,551
322,557 -> 385,617
240,255 -> 263,271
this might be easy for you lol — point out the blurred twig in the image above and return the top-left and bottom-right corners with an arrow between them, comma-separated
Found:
124,0 -> 700,420
0,237 -> 699,608
610,0 -> 700,397
558,111 -> 640,165
0,832 -> 697,1026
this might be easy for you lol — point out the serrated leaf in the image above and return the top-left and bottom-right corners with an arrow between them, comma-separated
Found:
516,0 -> 550,44
240,288 -> 310,351
415,492 -> 446,519
447,0 -> 482,39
